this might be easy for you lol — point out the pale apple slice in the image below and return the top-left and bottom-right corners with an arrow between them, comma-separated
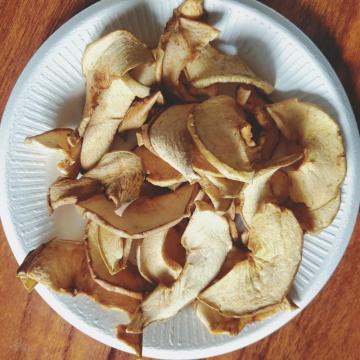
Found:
198,177 -> 233,214
195,298 -> 293,335
25,128 -> 81,178
204,176 -> 243,199
239,153 -> 303,228
289,193 -> 341,234
149,104 -> 199,181
77,183 -> 199,239
134,146 -> 184,187
80,78 -> 136,170
157,9 -> 218,99
191,145 -> 224,178
82,30 -> 152,82
199,203 -> 303,317
96,224 -> 125,275
185,45 -> 273,94
25,128 -> 73,152
174,0 -> 205,19
85,222 -> 152,299
47,176 -> 101,213
308,194 -> 341,233
80,30 -> 154,169
122,73 -> 150,99
81,30 -> 153,132
267,99 -> 346,210
137,227 -> 183,286
188,95 -> 255,182
118,91 -> 164,133
17,239 -> 140,316
130,57 -> 157,87
126,201 -> 232,333
85,151 -> 144,207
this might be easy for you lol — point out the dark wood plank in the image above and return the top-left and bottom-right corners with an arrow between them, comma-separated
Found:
0,0 -> 359,359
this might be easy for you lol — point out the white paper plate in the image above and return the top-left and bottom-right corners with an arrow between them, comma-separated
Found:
1,0 -> 359,358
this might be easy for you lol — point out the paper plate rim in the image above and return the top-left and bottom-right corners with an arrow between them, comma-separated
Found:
0,0 -> 359,358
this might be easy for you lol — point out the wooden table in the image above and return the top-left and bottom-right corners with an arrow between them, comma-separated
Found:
0,1 -> 359,359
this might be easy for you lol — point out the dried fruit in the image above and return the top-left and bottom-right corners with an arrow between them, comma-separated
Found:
77,183 -> 199,238
267,99 -> 346,210
199,203 -> 303,317
126,201 -> 231,333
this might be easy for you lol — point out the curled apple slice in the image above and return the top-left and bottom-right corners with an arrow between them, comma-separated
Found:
17,239 -> 140,316
199,203 -> 302,317
126,201 -> 232,333
77,183 -> 199,239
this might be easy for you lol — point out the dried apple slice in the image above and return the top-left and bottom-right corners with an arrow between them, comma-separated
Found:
199,203 -> 303,317
82,30 -> 152,83
149,104 -> 199,181
25,128 -> 73,152
204,176 -> 243,198
165,222 -> 187,267
191,145 -> 224,178
174,0 -> 205,19
80,30 -> 154,169
157,8 -> 219,99
267,99 -> 346,210
81,78 -> 136,170
110,130 -> 138,152
118,91 -> 164,133
85,222 -> 152,299
126,201 -> 232,333
136,124 -> 153,151
188,95 -> 256,182
123,239 -> 134,265
25,128 -> 81,178
137,227 -> 182,286
47,176 -> 101,213
236,84 -> 268,111
309,194 -> 341,233
122,73 -> 150,99
81,30 -> 153,131
195,301 -> 251,335
134,146 -> 184,187
185,45 -> 273,94
268,170 -> 291,204
215,246 -> 248,281
289,193 -> 341,234
130,58 -> 157,87
77,183 -> 199,239
17,239 -> 140,316
239,153 -> 303,228
270,136 -> 304,162
85,151 -> 144,207
198,177 -> 233,214
157,20 -> 189,96
154,47 -> 165,84
117,325 -> 142,356
178,18 -> 218,47
96,224 -> 125,275
235,86 -> 280,162
195,298 -> 293,335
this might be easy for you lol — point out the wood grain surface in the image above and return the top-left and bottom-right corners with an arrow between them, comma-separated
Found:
0,0 -> 359,359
